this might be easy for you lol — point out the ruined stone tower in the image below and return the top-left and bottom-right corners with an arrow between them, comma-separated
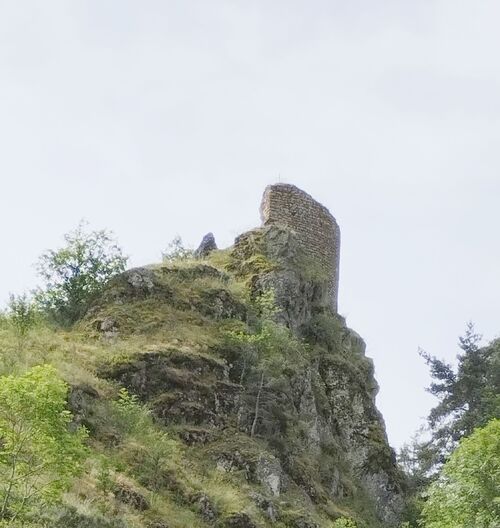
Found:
260,183 -> 341,311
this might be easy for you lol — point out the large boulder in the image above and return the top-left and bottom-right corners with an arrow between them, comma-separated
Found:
195,232 -> 218,258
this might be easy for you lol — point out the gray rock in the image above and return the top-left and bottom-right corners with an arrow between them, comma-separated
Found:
233,225 -> 332,331
194,493 -> 218,522
362,471 -> 406,527
250,492 -> 279,522
126,268 -> 156,292
255,454 -> 284,496
68,384 -> 99,431
195,232 -> 218,258
99,316 -> 119,338
223,513 -> 256,528
114,483 -> 149,511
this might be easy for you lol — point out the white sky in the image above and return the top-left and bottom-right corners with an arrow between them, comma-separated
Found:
1,1 -> 499,448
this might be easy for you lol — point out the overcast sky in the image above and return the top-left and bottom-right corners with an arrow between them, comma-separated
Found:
1,1 -> 499,448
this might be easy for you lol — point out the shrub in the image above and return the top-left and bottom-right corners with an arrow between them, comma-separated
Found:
252,288 -> 278,319
0,365 -> 88,521
332,518 -> 357,528
7,293 -> 37,343
162,236 -> 194,263
112,388 -> 151,435
111,389 -> 178,490
36,222 -> 127,325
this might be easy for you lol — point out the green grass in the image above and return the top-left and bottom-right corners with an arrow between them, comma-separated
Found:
0,314 -> 267,527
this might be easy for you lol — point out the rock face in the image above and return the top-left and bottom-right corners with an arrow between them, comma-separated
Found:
232,225 -> 332,331
260,184 -> 341,312
101,349 -> 239,428
195,232 -> 218,258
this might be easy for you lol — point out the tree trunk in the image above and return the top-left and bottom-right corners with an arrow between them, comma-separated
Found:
250,372 -> 264,438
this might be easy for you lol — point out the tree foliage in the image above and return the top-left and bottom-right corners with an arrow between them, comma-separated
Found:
421,419 -> 500,528
0,365 -> 88,521
36,223 -> 127,325
419,322 -> 500,468
399,324 -> 500,525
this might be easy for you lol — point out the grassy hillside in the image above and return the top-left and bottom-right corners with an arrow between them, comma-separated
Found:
0,244 -> 404,528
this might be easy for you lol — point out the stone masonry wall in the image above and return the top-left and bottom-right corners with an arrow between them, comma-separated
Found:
260,183 -> 340,311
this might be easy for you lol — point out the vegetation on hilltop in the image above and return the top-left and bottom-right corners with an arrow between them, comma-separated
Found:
36,222 -> 127,326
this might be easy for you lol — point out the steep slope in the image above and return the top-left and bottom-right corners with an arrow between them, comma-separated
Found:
79,218 -> 405,527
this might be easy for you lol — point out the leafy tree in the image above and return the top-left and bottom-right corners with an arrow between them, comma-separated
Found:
399,324 -> 499,525
0,365 -> 88,521
419,322 -> 500,468
421,419 -> 500,528
36,222 -> 127,325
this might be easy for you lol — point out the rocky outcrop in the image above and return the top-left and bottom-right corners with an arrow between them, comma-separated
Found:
84,263 -> 246,337
195,232 -> 218,258
231,225 -> 333,331
99,272 -> 404,525
100,350 -> 239,428
226,219 -> 405,524
94,184 -> 405,527
114,482 -> 150,511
